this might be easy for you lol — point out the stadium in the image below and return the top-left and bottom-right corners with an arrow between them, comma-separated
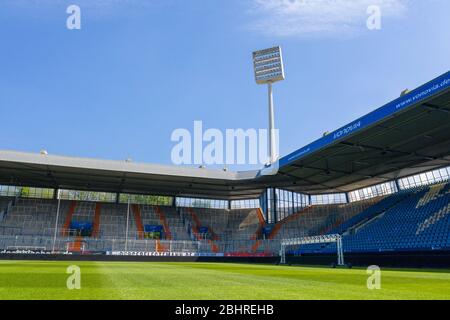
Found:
1,69 -> 450,300
1,0 -> 450,304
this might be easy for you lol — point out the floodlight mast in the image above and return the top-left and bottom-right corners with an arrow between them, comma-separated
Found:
268,82 -> 276,164
253,46 -> 285,164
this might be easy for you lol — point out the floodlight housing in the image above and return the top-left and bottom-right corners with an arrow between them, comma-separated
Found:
253,46 -> 285,85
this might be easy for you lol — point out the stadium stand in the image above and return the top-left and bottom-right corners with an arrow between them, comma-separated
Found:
0,181 -> 449,257
0,198 -> 262,254
294,182 -> 450,255
0,181 -> 448,270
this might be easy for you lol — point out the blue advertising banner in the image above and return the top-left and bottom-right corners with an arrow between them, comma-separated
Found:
70,222 -> 93,230
199,226 -> 209,234
144,225 -> 163,233
279,71 -> 450,168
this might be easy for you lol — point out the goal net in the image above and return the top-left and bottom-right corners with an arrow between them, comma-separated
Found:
280,234 -> 344,266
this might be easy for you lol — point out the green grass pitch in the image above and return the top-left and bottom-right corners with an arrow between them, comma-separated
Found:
0,260 -> 449,300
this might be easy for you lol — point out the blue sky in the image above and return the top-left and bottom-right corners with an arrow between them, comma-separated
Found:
1,0 -> 449,171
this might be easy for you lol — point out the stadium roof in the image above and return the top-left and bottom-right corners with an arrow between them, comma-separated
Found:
1,71 -> 449,200
260,71 -> 450,195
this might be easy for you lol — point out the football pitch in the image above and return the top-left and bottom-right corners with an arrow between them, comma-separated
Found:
0,260 -> 449,300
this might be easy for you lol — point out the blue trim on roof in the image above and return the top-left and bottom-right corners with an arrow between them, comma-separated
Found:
279,71 -> 450,168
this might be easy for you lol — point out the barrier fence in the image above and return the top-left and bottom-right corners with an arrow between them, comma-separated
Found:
0,233 -> 281,257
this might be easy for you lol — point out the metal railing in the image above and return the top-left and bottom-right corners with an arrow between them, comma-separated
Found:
0,234 -> 281,256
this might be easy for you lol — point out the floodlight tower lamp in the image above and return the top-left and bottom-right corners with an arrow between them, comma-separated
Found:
252,46 -> 285,165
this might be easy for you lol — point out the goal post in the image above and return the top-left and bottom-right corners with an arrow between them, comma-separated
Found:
280,234 -> 344,266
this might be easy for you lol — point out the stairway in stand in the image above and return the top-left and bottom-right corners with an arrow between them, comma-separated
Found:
131,204 -> 145,239
91,203 -> 102,238
61,201 -> 77,236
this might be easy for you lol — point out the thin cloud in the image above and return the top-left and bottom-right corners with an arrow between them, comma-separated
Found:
248,0 -> 409,38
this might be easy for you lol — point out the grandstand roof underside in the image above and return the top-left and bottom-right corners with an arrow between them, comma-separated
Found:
0,72 -> 449,200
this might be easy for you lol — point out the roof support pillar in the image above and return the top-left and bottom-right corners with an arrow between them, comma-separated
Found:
272,188 -> 278,223
394,179 -> 401,192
